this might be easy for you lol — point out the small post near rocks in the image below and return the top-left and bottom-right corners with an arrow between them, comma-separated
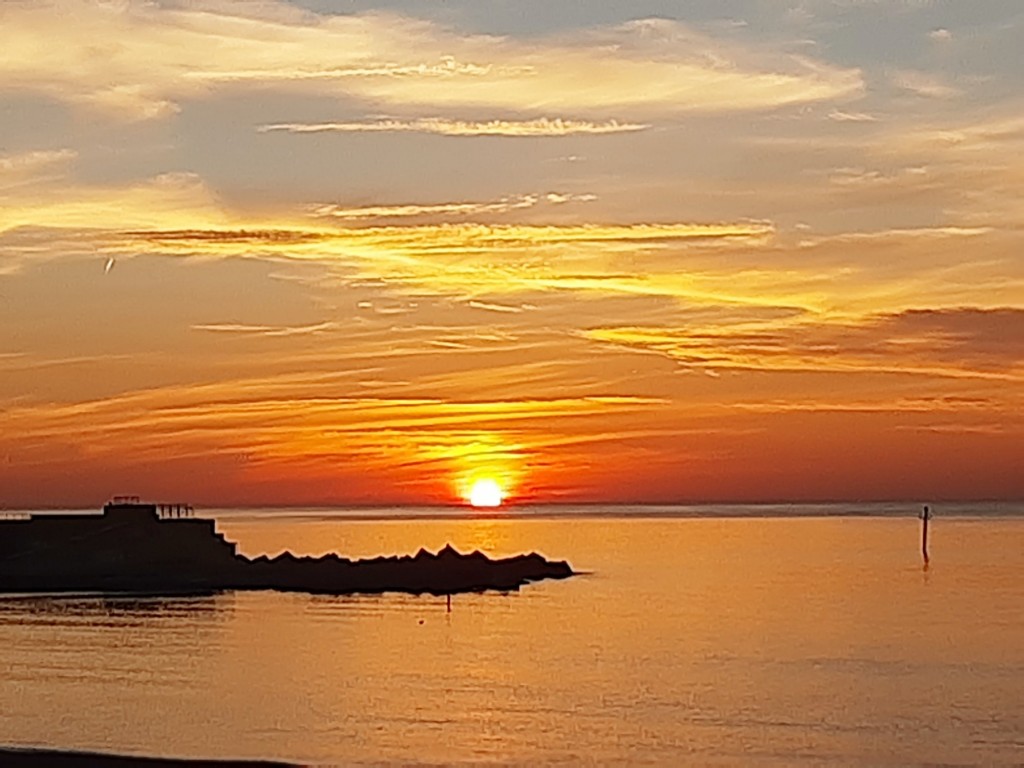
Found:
920,505 -> 932,567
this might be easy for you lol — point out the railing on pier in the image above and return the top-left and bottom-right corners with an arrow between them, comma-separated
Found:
156,503 -> 194,519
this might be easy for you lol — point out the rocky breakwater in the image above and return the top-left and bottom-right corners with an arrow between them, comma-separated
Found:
239,544 -> 575,595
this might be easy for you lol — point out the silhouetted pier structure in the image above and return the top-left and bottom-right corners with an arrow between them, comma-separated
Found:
108,496 -> 193,519
157,503 -> 194,519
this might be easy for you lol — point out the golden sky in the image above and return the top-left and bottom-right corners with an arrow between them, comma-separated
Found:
1,0 -> 1022,507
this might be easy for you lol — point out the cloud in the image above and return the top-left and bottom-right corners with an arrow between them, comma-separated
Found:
0,172 -> 226,235
894,114 -> 1024,153
110,221 -> 776,299
120,221 -> 772,250
259,118 -> 651,137
733,395 -> 1004,415
895,423 -> 1010,435
827,109 -> 879,123
191,322 -> 337,337
584,307 -> 1024,381
877,112 -> 1024,225
466,300 -> 525,314
80,85 -> 180,122
308,193 -> 596,221
796,226 -> 992,244
891,70 -> 961,98
0,172 -> 232,274
890,307 -> 1024,360
0,1 -> 863,121
0,149 -> 77,190
5,153 -> 1015,318
195,56 -> 514,83
1,163 -> 774,302
827,166 -> 930,187
0,373 -> 666,504
0,149 -> 76,175
0,352 -> 136,374
34,172 -> 1008,316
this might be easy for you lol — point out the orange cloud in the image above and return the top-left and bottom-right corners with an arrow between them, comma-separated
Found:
585,307 -> 1024,381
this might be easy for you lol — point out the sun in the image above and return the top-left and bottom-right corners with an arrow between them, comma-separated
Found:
468,478 -> 504,508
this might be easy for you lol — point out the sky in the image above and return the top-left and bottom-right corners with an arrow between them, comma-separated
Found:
1,0 -> 1022,508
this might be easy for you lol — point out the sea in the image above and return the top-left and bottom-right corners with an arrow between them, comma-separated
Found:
0,503 -> 1021,766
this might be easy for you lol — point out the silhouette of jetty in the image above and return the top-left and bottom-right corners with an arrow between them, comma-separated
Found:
0,499 -> 574,596
0,745 -> 291,767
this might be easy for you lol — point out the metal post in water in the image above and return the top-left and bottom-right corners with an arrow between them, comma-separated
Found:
446,593 -> 452,613
920,505 -> 932,567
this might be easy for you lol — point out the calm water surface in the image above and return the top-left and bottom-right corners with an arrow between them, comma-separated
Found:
0,509 -> 1021,766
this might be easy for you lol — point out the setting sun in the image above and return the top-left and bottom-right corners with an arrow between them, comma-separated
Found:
468,479 -> 504,508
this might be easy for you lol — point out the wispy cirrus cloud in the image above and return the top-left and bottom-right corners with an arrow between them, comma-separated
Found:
891,69 -> 961,99
0,1 -> 862,121
0,172 -> 227,234
110,221 -> 777,300
191,322 -> 337,338
584,307 -> 1024,381
881,112 -> 1024,225
118,221 -> 773,250
826,165 -> 930,187
191,57 -> 521,83
463,300 -> 529,314
0,149 -> 76,184
259,118 -> 651,137
795,226 -> 993,245
895,423 -> 1011,435
892,114 -> 1024,154
827,109 -> 879,123
732,395 -> 1007,415
5,159 -> 1016,317
308,192 -> 596,221
0,165 -> 773,301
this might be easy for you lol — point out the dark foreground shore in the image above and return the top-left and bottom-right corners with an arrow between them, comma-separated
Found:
0,747 -> 294,767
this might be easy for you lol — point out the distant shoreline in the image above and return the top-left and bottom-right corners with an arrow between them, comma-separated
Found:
5,501 -> 1024,522
6,499 -> 1023,515
0,747 -> 292,767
